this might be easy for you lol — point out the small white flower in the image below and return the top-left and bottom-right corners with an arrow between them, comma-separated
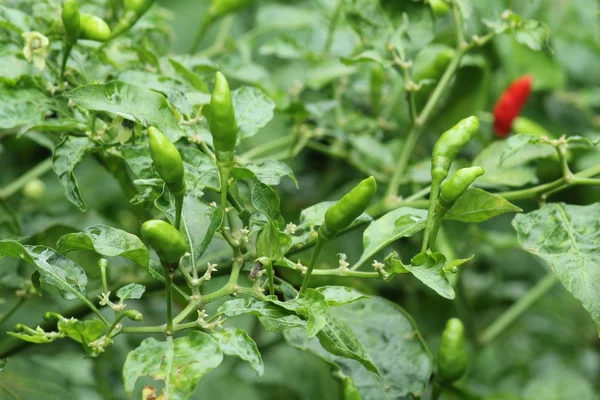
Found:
22,32 -> 49,70
285,223 -> 297,234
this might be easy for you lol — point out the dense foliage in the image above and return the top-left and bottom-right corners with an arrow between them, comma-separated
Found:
0,0 -> 599,399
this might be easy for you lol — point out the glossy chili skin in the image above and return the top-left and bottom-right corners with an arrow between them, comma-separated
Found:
79,13 -> 111,42
437,318 -> 468,384
440,166 -> 484,206
141,220 -> 188,264
493,75 -> 533,137
208,71 -> 238,163
431,116 -> 479,183
111,0 -> 155,37
148,126 -> 185,195
62,0 -> 81,44
319,176 -> 377,240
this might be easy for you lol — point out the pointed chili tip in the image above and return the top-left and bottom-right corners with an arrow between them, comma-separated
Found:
214,70 -> 230,93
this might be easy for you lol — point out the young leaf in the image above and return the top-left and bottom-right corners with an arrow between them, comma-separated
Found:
52,136 -> 101,211
445,188 -> 522,223
297,201 -> 372,231
513,203 -> 600,333
116,283 -> 146,301
64,81 -> 184,142
354,207 -> 427,269
57,318 -> 105,355
407,252 -> 455,299
211,328 -> 264,377
316,286 -> 368,306
57,225 -> 149,268
268,289 -> 329,337
123,332 -> 223,400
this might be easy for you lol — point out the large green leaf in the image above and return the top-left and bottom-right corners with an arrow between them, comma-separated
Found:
52,136 -> 101,211
231,86 -> 275,141
445,188 -> 522,223
57,225 -> 149,267
268,289 -> 330,338
513,203 -> 600,333
285,297 -> 432,399
64,81 -> 184,141
123,332 -> 223,400
182,196 -> 224,267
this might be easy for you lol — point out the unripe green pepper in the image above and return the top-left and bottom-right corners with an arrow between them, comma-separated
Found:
147,126 -> 185,195
111,0 -> 155,37
208,71 -> 238,164
342,377 -> 363,400
61,0 -> 81,44
428,0 -> 450,17
431,116 -> 479,183
319,176 -> 377,240
512,116 -> 553,138
437,318 -> 467,384
22,178 -> 46,201
440,166 -> 484,207
79,13 -> 111,42
208,0 -> 252,19
141,219 -> 188,264
124,309 -> 143,321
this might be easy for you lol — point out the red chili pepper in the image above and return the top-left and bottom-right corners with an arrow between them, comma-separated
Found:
493,75 -> 533,137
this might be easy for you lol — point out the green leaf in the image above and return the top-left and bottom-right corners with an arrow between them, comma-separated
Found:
341,50 -> 392,67
513,203 -> 600,333
354,207 -> 427,269
216,298 -> 292,320
57,225 -> 149,267
58,318 -> 105,355
251,180 -> 281,223
474,141 -> 538,189
180,147 -> 220,193
64,81 -> 184,142
211,328 -> 264,377
316,286 -> 368,306
123,332 -> 223,400
407,251 -> 455,299
268,289 -> 330,337
116,283 -> 146,301
509,16 -> 550,51
285,297 -> 432,399
445,188 -> 522,223
182,196 -> 224,266
0,372 -> 76,400
0,85 -> 55,132
500,134 -> 555,165
256,222 -> 291,262
52,136 -> 101,211
231,86 -> 275,142
0,5 -> 32,33
120,145 -> 155,179
168,58 -> 209,92
0,241 -> 88,301
232,160 -> 298,187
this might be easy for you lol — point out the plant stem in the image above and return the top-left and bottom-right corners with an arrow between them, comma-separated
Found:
165,271 -> 174,335
298,237 -> 326,296
190,15 -> 214,54
218,162 -> 232,211
60,42 -> 73,80
322,0 -> 343,57
174,192 -> 184,230
0,298 -> 25,326
242,136 -> 294,160
421,179 -> 442,252
0,158 -> 53,199
478,273 -> 558,346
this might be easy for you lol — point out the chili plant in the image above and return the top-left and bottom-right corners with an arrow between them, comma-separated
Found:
0,0 -> 599,399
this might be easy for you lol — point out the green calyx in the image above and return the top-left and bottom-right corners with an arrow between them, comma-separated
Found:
61,0 -> 81,43
148,126 -> 185,195
440,166 -> 484,206
437,318 -> 468,384
431,116 -> 479,182
79,13 -> 111,42
208,71 -> 238,162
320,176 -> 377,240
141,219 -> 188,264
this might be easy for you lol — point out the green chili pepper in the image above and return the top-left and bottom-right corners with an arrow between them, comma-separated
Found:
432,116 -> 479,183
61,0 -> 81,44
208,0 -> 252,19
141,219 -> 188,264
319,176 -> 377,241
342,377 -> 363,400
413,44 -> 455,104
440,166 -> 484,207
428,0 -> 450,17
437,318 -> 468,384
124,310 -> 143,321
79,13 -> 111,42
111,0 -> 155,37
147,126 -> 185,195
208,71 -> 238,164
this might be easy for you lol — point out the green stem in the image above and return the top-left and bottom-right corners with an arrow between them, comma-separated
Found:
121,325 -> 165,334
298,237 -> 326,296
242,135 -> 294,161
105,312 -> 127,338
218,162 -> 232,211
478,273 -> 558,346
60,42 -> 73,80
173,299 -> 202,325
322,0 -> 343,57
174,192 -> 184,230
190,14 -> 214,54
421,177 -> 442,252
0,298 -> 25,326
99,259 -> 109,293
0,158 -> 53,199
165,271 -> 174,335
